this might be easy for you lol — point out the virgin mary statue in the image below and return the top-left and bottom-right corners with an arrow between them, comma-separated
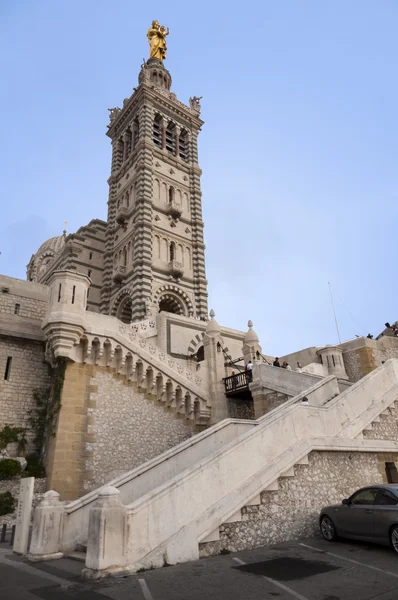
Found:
147,20 -> 169,60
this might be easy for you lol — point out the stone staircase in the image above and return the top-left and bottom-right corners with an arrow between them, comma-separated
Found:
30,360 -> 398,574
199,399 -> 398,556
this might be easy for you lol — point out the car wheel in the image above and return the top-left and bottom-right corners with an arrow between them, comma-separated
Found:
320,515 -> 337,541
390,525 -> 398,554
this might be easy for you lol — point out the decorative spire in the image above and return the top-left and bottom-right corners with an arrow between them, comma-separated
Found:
244,319 -> 259,344
205,309 -> 220,337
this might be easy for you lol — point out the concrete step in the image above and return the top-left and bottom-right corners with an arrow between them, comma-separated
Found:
65,551 -> 86,562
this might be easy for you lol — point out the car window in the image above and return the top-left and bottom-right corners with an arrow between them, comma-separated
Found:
350,489 -> 378,505
374,490 -> 398,506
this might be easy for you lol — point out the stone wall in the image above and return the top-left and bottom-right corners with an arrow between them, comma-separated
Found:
0,338 -> 51,445
343,346 -> 377,383
228,397 -> 254,420
0,477 -> 46,526
200,450 -> 396,556
364,406 -> 398,441
0,291 -> 47,320
85,368 -> 195,490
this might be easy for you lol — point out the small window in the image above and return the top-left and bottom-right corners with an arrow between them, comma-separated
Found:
350,488 -> 377,505
71,285 -> 76,304
89,252 -> 93,260
14,304 -> 20,315
88,270 -> 92,278
374,490 -> 398,506
169,241 -> 175,261
58,283 -> 62,302
332,355 -> 335,367
4,357 -> 12,381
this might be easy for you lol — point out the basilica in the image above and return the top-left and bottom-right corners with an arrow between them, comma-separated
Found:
2,23 -> 398,574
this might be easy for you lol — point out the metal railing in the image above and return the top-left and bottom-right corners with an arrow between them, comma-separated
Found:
224,370 -> 252,394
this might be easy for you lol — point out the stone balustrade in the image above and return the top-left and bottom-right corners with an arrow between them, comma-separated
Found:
71,312 -> 211,425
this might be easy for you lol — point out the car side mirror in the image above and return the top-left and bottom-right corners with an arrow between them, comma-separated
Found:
342,499 -> 350,506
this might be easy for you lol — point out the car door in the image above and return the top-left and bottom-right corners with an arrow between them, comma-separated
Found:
372,489 -> 398,544
336,488 -> 377,539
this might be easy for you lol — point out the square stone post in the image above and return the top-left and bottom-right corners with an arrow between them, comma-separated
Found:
13,477 -> 35,555
28,491 -> 65,561
84,486 -> 127,577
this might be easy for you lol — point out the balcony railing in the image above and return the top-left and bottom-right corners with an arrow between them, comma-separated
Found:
168,260 -> 184,278
116,206 -> 129,225
113,265 -> 126,283
166,201 -> 182,219
224,371 -> 252,395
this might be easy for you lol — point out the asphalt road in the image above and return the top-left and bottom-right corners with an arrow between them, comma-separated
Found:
2,535 -> 398,599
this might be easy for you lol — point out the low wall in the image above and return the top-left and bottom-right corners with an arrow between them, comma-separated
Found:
200,450 -> 395,555
61,419 -> 256,551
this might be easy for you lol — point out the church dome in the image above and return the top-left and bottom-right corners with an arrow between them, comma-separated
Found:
27,232 -> 66,282
36,235 -> 66,256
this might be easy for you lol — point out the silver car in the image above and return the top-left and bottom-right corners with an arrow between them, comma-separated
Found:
319,484 -> 398,553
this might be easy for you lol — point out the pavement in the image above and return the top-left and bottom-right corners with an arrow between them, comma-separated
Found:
2,535 -> 398,599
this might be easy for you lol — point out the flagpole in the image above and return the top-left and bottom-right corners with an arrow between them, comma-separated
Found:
328,281 -> 341,344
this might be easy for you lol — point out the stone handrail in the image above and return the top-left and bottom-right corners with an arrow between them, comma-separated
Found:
117,360 -> 398,569
60,419 -> 256,551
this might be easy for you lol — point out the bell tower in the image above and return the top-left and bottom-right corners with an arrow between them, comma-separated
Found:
101,22 -> 208,323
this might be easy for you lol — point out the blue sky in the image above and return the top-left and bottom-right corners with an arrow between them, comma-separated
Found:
1,1 -> 397,356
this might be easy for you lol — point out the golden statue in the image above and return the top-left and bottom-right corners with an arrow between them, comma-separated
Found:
147,20 -> 169,61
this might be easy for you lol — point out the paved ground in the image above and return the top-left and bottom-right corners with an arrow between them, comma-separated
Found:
2,535 -> 398,599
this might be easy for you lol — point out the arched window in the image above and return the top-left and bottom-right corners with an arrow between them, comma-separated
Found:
179,129 -> 188,161
168,186 -> 175,203
133,118 -> 139,149
125,190 -> 129,207
153,114 -> 162,148
117,138 -> 124,167
169,241 -> 175,261
154,179 -> 160,200
165,122 -> 176,155
123,247 -> 127,267
125,129 -> 132,156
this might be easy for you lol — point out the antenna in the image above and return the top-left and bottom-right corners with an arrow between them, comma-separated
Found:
328,281 -> 341,344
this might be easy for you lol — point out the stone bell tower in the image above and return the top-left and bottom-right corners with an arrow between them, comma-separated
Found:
101,22 -> 208,323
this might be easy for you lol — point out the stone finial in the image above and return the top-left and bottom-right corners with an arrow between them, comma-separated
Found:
41,490 -> 61,507
244,320 -> 259,344
205,309 -> 220,337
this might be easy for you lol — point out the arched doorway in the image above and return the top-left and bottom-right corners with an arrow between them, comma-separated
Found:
117,297 -> 133,324
158,293 -> 184,315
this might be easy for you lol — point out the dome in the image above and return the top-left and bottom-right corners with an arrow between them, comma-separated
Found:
27,232 -> 66,282
36,235 -> 66,256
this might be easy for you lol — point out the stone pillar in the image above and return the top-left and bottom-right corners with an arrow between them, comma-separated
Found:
250,367 -> 271,419
13,477 -> 34,555
203,310 -> 228,423
45,362 -> 92,500
84,487 -> 127,575
28,491 -> 65,561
